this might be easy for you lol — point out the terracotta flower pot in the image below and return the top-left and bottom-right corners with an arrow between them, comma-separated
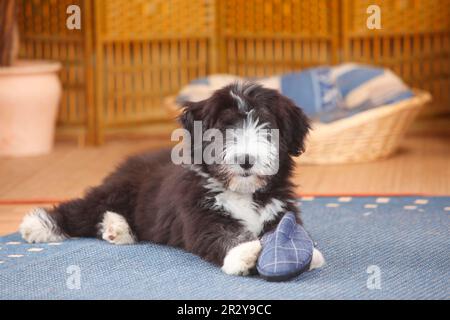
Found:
0,60 -> 62,157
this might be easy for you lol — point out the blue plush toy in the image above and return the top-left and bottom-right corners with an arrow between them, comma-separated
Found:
257,212 -> 323,281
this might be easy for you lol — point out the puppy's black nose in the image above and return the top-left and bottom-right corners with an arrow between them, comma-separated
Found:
238,154 -> 255,170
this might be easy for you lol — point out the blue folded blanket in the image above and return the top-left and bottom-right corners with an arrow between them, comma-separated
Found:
176,64 -> 414,123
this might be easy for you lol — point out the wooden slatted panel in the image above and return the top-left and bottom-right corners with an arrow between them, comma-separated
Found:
346,0 -> 450,34
221,0 -> 339,77
17,0 -> 90,127
16,0 -> 450,144
100,39 -> 211,126
99,0 -> 214,40
95,0 -> 216,130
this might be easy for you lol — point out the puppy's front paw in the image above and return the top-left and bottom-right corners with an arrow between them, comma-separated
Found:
99,211 -> 135,245
222,240 -> 262,276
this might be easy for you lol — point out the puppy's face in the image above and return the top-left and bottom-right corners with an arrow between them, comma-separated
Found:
180,83 -> 310,194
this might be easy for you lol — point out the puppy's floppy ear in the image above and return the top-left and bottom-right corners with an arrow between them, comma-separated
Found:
178,100 -> 204,134
276,95 -> 311,156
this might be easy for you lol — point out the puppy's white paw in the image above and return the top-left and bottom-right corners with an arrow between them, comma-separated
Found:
309,248 -> 325,270
222,240 -> 262,276
98,211 -> 135,245
20,208 -> 66,243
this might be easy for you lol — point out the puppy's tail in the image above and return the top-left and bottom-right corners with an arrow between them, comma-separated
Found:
20,197 -> 106,243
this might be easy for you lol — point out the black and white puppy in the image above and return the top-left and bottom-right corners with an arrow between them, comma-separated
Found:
20,83 -> 324,276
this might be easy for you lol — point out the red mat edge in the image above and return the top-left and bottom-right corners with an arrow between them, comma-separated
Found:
0,193 -> 448,206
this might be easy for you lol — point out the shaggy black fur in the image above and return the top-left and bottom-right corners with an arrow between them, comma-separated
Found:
47,83 -> 310,266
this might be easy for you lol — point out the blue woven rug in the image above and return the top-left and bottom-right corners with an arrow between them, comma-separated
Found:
1,196 -> 449,300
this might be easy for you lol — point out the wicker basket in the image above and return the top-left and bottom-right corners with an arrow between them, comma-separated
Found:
298,90 -> 432,164
163,90 -> 431,164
